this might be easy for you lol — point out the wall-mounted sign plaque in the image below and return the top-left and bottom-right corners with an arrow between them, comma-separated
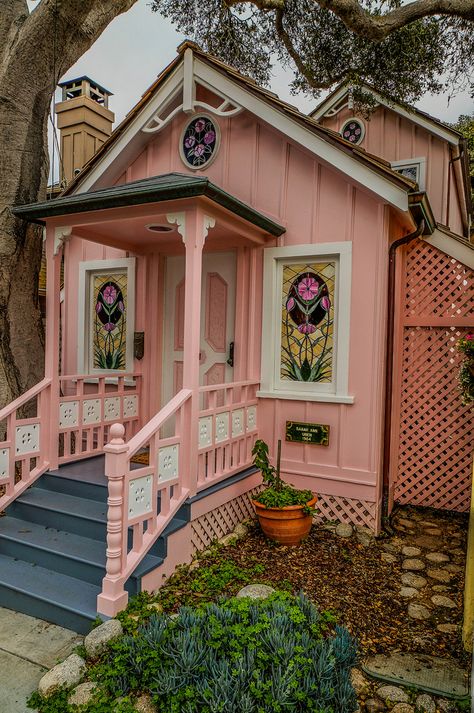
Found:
285,421 -> 330,446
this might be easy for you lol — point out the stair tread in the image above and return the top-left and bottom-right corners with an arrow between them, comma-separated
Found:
17,487 -> 108,521
0,553 -> 100,619
0,516 -> 163,576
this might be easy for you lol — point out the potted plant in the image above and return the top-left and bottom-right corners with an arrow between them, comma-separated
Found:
251,438 -> 317,545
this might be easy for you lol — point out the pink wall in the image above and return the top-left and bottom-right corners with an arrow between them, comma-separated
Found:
61,102 -> 410,529
320,105 -> 465,235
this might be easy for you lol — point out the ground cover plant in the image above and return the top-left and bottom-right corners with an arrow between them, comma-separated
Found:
29,592 -> 357,713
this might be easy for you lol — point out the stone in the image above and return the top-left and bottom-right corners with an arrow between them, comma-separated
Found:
402,558 -> 425,571
402,546 -> 421,557
437,623 -> 458,633
68,682 -> 97,706
135,693 -> 156,712
419,520 -> 438,527
431,595 -> 457,608
427,568 -> 452,583
351,668 -> 370,697
415,693 -> 436,713
382,541 -> 401,554
401,573 -> 427,588
397,518 -> 415,529
356,527 -> 375,547
363,653 -> 469,699
426,552 -> 449,563
391,705 -> 414,713
236,584 -> 275,599
399,587 -> 418,598
335,523 -> 353,538
443,563 -> 463,573
381,552 -> 398,564
218,533 -> 238,546
365,699 -> 386,713
38,654 -> 86,697
424,527 -> 442,536
408,603 -> 431,620
432,585 -> 450,592
233,523 -> 249,539
376,685 -> 409,704
414,535 -> 441,549
84,619 -> 123,659
436,699 -> 458,712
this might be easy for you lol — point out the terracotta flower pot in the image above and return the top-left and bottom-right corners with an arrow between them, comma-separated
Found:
252,496 -> 317,546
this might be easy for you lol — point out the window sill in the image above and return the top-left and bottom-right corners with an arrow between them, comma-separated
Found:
256,389 -> 355,404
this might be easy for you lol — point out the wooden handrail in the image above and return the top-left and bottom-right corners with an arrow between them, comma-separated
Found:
126,388 -> 192,456
0,377 -> 52,422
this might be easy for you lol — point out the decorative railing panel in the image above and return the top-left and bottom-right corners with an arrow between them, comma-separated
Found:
197,381 -> 258,489
0,378 -> 52,511
58,374 -> 141,463
98,389 -> 192,616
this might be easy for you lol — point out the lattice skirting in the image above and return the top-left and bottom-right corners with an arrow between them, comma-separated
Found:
191,486 -> 262,552
191,488 -> 379,551
314,493 -> 377,531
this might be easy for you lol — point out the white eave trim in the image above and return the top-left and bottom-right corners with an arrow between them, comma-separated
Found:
424,229 -> 474,269
312,85 -> 460,146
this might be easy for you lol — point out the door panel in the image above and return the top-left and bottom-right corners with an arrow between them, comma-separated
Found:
162,252 -> 236,405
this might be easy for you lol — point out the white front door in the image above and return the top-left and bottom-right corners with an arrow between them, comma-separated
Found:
162,252 -> 236,405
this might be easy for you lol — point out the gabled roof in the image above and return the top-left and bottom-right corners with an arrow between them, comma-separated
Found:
12,173 -> 286,236
62,42 -> 415,213
310,81 -> 463,145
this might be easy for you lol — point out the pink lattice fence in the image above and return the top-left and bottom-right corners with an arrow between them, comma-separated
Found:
390,239 -> 473,512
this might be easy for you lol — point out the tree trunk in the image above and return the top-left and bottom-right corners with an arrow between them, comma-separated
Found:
0,0 -> 138,410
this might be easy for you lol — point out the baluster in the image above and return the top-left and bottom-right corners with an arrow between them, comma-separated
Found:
97,423 -> 130,617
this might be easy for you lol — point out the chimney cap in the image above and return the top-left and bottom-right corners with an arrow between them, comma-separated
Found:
58,76 -> 113,102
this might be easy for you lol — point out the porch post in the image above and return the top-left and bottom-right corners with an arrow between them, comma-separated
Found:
43,225 -> 67,470
170,208 -> 213,496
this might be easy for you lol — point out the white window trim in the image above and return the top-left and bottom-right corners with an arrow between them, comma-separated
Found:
78,258 -> 136,377
258,243 -> 354,405
391,157 -> 426,191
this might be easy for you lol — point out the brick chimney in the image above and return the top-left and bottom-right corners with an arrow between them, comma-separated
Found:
56,76 -> 114,185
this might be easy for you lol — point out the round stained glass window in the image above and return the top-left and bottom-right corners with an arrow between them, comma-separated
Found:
180,115 -> 219,169
341,118 -> 365,145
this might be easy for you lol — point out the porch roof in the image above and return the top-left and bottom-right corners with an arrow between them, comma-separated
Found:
13,173 -> 286,238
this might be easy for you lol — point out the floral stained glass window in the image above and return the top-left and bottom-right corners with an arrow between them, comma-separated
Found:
93,273 -> 127,370
281,262 -> 335,383
341,119 -> 364,144
181,116 -> 218,168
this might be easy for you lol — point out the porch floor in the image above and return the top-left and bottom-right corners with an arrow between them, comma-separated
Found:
48,455 -> 145,487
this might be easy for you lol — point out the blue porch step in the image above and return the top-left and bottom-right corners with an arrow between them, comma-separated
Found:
0,458 -> 190,634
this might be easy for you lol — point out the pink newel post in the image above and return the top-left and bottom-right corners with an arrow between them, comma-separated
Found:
97,423 -> 130,616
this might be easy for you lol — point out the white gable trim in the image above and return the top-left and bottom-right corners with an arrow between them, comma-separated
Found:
312,85 -> 460,146
72,52 -> 409,211
424,229 -> 474,269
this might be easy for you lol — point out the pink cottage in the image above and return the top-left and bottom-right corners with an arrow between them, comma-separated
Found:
2,42 -> 473,630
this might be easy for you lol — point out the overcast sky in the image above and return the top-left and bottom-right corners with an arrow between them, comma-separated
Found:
27,1 -> 473,181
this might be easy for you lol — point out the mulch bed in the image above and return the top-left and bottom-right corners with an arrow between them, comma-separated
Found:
216,506 -> 470,667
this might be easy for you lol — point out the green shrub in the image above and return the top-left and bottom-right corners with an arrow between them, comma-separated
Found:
29,592 -> 357,713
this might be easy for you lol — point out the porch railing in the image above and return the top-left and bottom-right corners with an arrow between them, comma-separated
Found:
0,378 -> 53,511
98,380 -> 259,615
58,373 -> 142,463
197,380 -> 259,489
97,388 -> 192,616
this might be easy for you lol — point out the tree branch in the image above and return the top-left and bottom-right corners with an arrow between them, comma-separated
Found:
0,0 -> 29,63
275,8 -> 349,89
227,0 -> 474,42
